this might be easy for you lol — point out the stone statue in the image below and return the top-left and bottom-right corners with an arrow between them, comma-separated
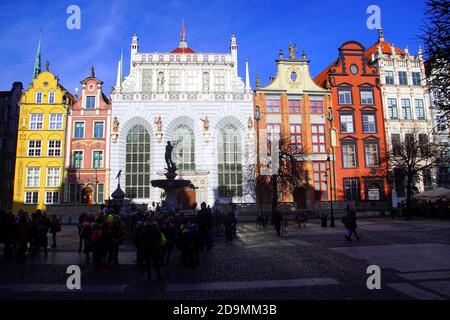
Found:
157,72 -> 165,92
116,169 -> 122,184
154,116 -> 162,132
289,44 -> 297,60
165,141 -> 176,171
201,116 -> 209,131
248,116 -> 253,130
202,72 -> 210,92
112,117 -> 119,133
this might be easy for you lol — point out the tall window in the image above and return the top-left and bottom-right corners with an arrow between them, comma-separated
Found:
74,122 -> 85,139
415,99 -> 425,120
310,97 -> 323,113
125,125 -> 150,199
48,140 -> 61,156
362,113 -> 377,133
364,142 -> 379,167
360,90 -> 374,105
25,192 -> 39,204
290,124 -> 302,154
412,72 -> 422,86
313,162 -> 328,201
266,123 -> 281,156
28,140 -> 41,156
342,142 -> 357,168
49,114 -> 63,130
385,71 -> 394,85
72,151 -> 83,168
85,96 -> 96,109
214,70 -> 225,92
36,91 -> 43,104
218,125 -> 242,198
344,178 -> 359,201
26,167 -> 40,187
266,97 -> 280,113
97,184 -> 104,204
141,69 -> 152,92
94,121 -> 104,139
398,71 -> 408,85
391,134 -> 401,156
340,114 -> 354,133
172,125 -> 195,171
289,99 -> 301,113
394,167 -> 405,197
338,89 -> 352,105
46,167 -> 60,187
401,99 -> 412,120
419,134 -> 429,155
93,151 -> 103,168
311,124 -> 326,153
169,69 -> 180,91
48,92 -> 55,104
45,192 -> 59,204
186,70 -> 197,91
30,114 -> 43,130
422,169 -> 433,191
387,98 -> 398,119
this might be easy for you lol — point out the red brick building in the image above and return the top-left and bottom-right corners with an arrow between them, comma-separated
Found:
315,41 -> 390,207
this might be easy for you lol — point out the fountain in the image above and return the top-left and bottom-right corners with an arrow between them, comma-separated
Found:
106,169 -> 132,215
151,141 -> 196,208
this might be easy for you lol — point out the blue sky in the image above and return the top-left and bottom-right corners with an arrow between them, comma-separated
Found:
0,0 -> 427,94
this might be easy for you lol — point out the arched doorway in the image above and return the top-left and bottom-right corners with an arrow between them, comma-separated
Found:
81,187 -> 93,204
177,188 -> 196,210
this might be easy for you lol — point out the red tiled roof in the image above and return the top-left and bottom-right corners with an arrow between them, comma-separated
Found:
171,47 -> 195,54
314,59 -> 338,88
365,40 -> 405,58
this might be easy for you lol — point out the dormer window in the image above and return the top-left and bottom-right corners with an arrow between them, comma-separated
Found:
85,96 -> 96,109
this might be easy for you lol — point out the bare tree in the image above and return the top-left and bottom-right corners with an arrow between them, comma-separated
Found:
420,0 -> 450,116
382,127 -> 449,218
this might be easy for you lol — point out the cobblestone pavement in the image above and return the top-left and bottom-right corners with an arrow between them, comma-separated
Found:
1,217 -> 450,300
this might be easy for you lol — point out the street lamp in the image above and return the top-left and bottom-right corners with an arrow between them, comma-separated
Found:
254,106 -> 262,216
327,107 -> 336,227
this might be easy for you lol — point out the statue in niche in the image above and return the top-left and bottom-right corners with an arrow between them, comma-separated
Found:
248,116 -> 253,130
202,72 -> 210,92
200,116 -> 209,132
154,116 -> 163,132
157,72 -> 165,92
112,117 -> 119,133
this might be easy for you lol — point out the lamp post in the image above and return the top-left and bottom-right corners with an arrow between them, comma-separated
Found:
327,107 -> 336,227
254,106 -> 262,216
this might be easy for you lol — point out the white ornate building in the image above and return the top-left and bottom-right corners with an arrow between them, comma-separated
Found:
109,27 -> 255,207
367,29 -> 434,206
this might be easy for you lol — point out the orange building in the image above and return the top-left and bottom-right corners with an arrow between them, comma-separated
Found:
315,41 -> 390,207
254,46 -> 333,209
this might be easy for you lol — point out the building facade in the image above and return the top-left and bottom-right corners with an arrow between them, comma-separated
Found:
315,41 -> 390,207
110,27 -> 254,208
367,30 -> 435,206
13,64 -> 74,212
254,46 -> 333,208
64,68 -> 111,205
0,82 -> 23,210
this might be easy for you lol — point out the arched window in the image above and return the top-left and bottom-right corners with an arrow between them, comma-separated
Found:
218,125 -> 242,197
172,125 -> 195,171
125,125 -> 150,198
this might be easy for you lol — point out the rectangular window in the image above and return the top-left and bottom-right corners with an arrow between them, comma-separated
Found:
48,92 -> 55,104
169,69 -> 181,91
394,167 -> 405,197
45,191 -> 59,204
214,70 -> 225,92
85,96 -> 96,109
266,98 -> 280,113
46,167 -> 60,187
93,121 -> 104,139
36,92 -> 43,104
364,143 -> 379,167
74,122 -> 85,139
186,70 -> 197,91
342,143 -> 357,168
419,134 -> 429,155
423,169 -> 433,191
69,183 -> 77,203
412,72 -> 422,86
338,89 -> 352,105
340,114 -> 354,133
360,90 -> 374,104
310,99 -> 323,113
289,99 -> 301,113
290,124 -> 302,154
311,124 -> 326,153
362,113 -> 377,133
405,133 -> 415,147
391,134 -> 401,156
401,99 -> 412,120
415,99 -> 425,120
26,167 -> 40,187
398,71 -> 408,85
48,140 -> 61,157
72,151 -> 83,169
93,151 -> 103,168
141,69 -> 152,92
30,114 -> 43,130
25,192 -> 39,204
313,162 -> 328,201
344,178 -> 359,201
97,184 -> 104,204
49,113 -> 63,130
385,71 -> 394,85
28,140 -> 41,156
266,123 -> 281,156
387,98 -> 398,119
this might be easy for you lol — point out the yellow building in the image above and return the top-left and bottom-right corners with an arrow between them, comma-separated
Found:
13,59 -> 74,213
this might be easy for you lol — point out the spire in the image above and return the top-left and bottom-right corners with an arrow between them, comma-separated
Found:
45,60 -> 49,71
90,65 -> 95,78
178,20 -> 188,49
230,34 -> 238,75
33,30 -> 42,79
245,58 -> 251,92
115,52 -> 123,88
120,46 -> 123,82
378,28 -> 384,42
